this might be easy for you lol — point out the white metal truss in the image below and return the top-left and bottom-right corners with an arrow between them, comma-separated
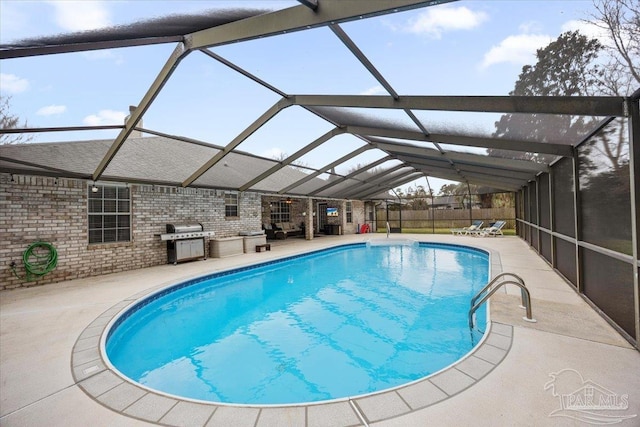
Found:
0,0 -> 632,199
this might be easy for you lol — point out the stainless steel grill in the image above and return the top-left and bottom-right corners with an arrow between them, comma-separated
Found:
162,223 -> 215,264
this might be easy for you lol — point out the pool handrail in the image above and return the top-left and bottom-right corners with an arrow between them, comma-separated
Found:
470,272 -> 527,309
469,274 -> 536,329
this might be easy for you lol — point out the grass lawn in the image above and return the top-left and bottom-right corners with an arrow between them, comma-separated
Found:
375,228 -> 516,236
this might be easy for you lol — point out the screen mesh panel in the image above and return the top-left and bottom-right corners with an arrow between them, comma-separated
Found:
581,248 -> 636,337
552,157 -> 575,238
538,173 -> 550,229
528,181 -> 538,225
523,186 -> 530,222
528,183 -> 538,245
540,231 -> 552,263
578,119 -> 632,256
531,225 -> 539,251
523,187 -> 530,243
555,238 -> 576,287
516,190 -> 523,238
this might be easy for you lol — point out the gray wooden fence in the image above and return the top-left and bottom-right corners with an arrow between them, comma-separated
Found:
376,207 -> 515,230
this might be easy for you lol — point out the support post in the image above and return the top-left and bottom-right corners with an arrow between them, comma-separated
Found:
466,182 -> 472,226
627,94 -> 640,346
305,198 -> 314,240
536,175 -> 541,253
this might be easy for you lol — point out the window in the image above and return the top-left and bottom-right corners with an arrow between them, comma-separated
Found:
270,201 -> 290,223
88,184 -> 130,244
346,201 -> 352,223
225,192 -> 238,217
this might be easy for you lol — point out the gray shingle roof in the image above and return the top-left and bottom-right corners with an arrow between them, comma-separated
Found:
0,136 -> 391,199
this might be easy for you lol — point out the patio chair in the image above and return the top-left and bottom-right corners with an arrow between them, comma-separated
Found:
450,220 -> 484,236
477,220 -> 506,237
263,223 -> 286,240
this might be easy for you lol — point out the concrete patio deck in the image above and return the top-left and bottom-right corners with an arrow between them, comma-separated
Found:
1,234 -> 638,426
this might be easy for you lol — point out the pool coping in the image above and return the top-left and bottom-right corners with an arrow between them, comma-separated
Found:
71,241 -> 512,427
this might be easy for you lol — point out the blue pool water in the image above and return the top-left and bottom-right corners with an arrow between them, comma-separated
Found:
106,242 -> 489,405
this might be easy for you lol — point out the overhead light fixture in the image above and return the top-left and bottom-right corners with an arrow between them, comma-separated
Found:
91,184 -> 99,193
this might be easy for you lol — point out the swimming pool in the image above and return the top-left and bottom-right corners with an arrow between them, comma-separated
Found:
105,241 -> 489,405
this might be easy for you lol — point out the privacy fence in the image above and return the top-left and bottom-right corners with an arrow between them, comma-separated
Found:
375,207 -> 515,231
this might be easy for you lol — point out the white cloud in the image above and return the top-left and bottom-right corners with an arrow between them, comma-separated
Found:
561,19 -> 609,44
82,50 -> 125,65
406,6 -> 488,38
480,34 -> 552,69
519,21 -> 543,34
360,85 -> 387,96
46,0 -> 111,32
83,109 -> 126,126
0,73 -> 30,94
0,2 -> 29,43
37,105 -> 66,116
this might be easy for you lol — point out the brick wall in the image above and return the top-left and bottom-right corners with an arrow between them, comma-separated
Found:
0,173 -> 261,290
261,196 -> 365,235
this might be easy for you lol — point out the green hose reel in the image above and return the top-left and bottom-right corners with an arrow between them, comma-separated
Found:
10,241 -> 58,282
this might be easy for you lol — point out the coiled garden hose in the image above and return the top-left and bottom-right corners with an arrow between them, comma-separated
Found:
10,241 -> 58,282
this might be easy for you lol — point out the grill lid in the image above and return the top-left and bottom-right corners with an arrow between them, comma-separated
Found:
166,223 -> 203,234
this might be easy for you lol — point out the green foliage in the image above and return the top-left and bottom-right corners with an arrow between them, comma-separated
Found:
490,31 -> 604,163
395,182 -> 514,210
438,182 -> 475,196
512,31 -> 603,97
394,184 -> 432,210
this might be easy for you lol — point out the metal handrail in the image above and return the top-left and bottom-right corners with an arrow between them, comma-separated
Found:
470,272 -> 527,308
469,279 -> 536,329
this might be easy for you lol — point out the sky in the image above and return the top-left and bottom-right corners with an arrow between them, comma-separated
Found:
0,0 -> 603,194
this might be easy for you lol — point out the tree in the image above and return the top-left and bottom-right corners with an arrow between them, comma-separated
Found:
511,31 -> 603,97
437,183 -> 514,208
346,163 -> 383,180
590,0 -> 640,90
272,151 -> 309,172
490,31 -> 604,163
395,184 -> 431,210
0,96 -> 33,145
437,182 -> 479,208
438,182 -> 478,196
581,0 -> 639,172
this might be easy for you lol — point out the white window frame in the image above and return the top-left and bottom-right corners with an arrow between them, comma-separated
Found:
88,183 -> 131,244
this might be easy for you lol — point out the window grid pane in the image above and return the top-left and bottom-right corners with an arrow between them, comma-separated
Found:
225,193 -> 239,217
270,201 -> 290,223
88,185 -> 131,244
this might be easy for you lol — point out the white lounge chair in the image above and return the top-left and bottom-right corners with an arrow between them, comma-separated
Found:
450,220 -> 484,236
476,220 -> 506,237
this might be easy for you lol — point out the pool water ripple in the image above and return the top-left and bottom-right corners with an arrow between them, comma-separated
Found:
104,243 -> 489,405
